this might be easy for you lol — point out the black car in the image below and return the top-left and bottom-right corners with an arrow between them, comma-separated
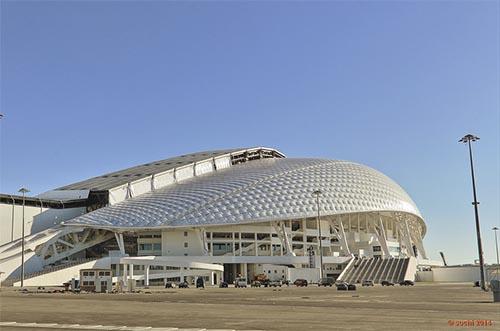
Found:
336,282 -> 348,291
381,280 -> 395,286
399,280 -> 415,286
219,281 -> 228,288
178,281 -> 189,288
196,277 -> 205,288
165,282 -> 175,288
318,277 -> 335,287
294,279 -> 308,287
347,284 -> 357,291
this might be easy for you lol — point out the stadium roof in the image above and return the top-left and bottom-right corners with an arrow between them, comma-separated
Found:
66,158 -> 424,232
56,147 -> 285,191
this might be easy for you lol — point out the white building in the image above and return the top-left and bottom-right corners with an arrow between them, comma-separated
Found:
0,147 -> 430,287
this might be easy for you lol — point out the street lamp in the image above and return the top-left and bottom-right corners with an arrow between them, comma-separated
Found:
313,190 -> 324,279
492,226 -> 500,279
459,134 -> 486,291
18,187 -> 30,288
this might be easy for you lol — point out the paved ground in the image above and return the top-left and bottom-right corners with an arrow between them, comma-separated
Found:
0,283 -> 498,330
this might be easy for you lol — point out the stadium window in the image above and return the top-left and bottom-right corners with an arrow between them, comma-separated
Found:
153,243 -> 161,250
257,233 -> 270,240
213,232 -> 232,239
140,243 -> 153,251
184,231 -> 188,237
184,242 -> 188,248
241,233 -> 254,240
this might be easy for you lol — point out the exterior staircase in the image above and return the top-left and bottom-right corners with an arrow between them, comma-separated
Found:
2,258 -> 96,286
338,257 -> 411,284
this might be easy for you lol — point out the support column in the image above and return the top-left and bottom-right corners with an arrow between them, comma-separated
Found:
198,228 -> 209,256
254,233 -> 258,256
122,263 -> 128,288
115,233 -> 125,255
376,216 -> 391,257
129,264 -> 134,286
401,218 -> 415,257
414,226 -> 428,259
273,221 -> 295,256
145,265 -> 150,287
242,263 -> 248,280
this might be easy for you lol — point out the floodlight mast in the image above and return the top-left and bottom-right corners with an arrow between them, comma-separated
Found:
18,187 -> 30,288
459,134 -> 486,291
313,190 -> 324,279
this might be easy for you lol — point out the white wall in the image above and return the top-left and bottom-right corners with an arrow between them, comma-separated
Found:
0,202 -> 85,246
13,257 -> 112,287
288,268 -> 320,284
162,229 -> 203,256
0,203 -> 45,245
415,265 -> 495,282
0,251 -> 45,282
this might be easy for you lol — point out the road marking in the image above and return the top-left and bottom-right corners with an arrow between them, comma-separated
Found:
0,322 -> 262,331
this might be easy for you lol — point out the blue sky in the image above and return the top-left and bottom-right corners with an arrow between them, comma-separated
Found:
1,1 -> 498,265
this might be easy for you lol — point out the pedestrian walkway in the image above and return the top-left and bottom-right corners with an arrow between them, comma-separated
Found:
0,322 -> 262,331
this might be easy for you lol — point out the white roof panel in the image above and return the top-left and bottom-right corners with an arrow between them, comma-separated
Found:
66,158 -> 423,229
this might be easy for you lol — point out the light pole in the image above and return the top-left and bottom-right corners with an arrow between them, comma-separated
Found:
493,227 -> 500,281
18,187 -> 30,288
313,190 -> 324,279
459,134 -> 486,291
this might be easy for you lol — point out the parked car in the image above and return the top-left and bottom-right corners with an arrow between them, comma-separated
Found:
235,277 -> 247,288
165,282 -> 176,288
399,280 -> 415,286
347,284 -> 357,291
269,280 -> 283,287
381,280 -> 395,286
362,280 -> 374,287
293,279 -> 308,287
178,282 -> 189,288
318,277 -> 335,287
336,282 -> 348,291
251,281 -> 262,287
219,281 -> 228,288
473,281 -> 480,287
196,277 -> 205,288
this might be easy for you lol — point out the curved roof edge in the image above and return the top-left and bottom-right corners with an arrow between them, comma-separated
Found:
64,210 -> 426,237
51,146 -> 286,193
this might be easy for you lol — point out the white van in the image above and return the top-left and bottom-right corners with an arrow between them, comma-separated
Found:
235,277 -> 247,288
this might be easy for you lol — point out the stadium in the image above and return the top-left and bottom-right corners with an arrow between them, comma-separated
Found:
0,147 -> 430,287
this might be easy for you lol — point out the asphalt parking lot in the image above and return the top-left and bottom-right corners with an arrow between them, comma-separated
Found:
0,283 -> 498,330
